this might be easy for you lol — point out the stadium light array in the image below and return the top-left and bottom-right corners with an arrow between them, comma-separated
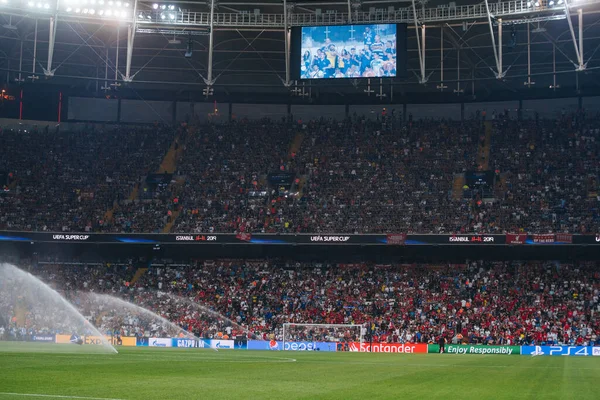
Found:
24,1 -> 53,11
139,3 -> 181,22
62,0 -> 131,19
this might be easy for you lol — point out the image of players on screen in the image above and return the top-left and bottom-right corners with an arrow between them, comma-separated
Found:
301,24 -> 396,79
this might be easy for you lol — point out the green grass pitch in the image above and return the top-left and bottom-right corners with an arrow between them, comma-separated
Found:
0,343 -> 598,400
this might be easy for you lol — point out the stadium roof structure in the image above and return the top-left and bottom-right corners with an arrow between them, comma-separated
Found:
2,0 -> 600,104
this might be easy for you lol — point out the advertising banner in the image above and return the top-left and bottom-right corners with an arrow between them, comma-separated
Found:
136,337 -> 149,347
522,345 -> 597,356
386,234 -> 406,245
505,233 -> 526,245
555,233 -> 573,244
148,338 -> 173,348
172,338 -> 211,348
30,335 -> 55,342
348,342 -> 427,353
55,335 -> 135,346
531,234 -> 555,244
428,344 -> 520,355
0,230 -> 596,246
247,340 -> 337,352
209,339 -> 235,349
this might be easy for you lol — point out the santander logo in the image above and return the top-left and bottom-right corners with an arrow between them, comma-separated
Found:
348,342 -> 426,353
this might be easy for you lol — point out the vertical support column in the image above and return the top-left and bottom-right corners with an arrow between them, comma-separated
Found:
525,25 -> 531,87
484,0 -> 502,78
347,0 -> 352,22
104,47 -> 109,90
46,14 -> 57,76
455,47 -> 463,93
115,27 -> 120,83
283,0 -> 291,86
578,8 -> 584,70
421,24 -> 426,81
17,40 -> 24,82
205,0 -> 216,86
124,0 -> 138,82
498,18 -> 502,78
32,19 -> 38,76
411,0 -> 426,83
551,45 -> 557,90
564,0 -> 584,71
437,26 -> 446,91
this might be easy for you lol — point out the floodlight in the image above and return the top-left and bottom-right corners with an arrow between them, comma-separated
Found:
534,0 -> 540,5
44,3 -> 49,8
120,10 -> 126,18
98,9 -> 104,14
27,1 -> 34,6
66,6 -> 72,11
106,9 -> 111,15
124,2 -> 129,6
116,1 -> 121,6
169,13 -> 175,19
152,3 -> 158,9
557,0 -> 563,3
160,4 -> 166,9
168,4 -> 174,10
75,7 -> 80,12
160,13 -> 165,19
89,8 -> 95,14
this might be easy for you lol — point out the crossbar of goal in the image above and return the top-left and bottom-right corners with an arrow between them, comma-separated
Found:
282,323 -> 364,351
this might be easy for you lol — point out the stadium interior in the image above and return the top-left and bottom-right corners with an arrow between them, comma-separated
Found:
0,0 -> 600,399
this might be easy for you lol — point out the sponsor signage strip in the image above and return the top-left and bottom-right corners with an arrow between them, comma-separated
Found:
247,340 -> 337,352
428,344 -> 520,355
522,346 -> 599,356
0,232 -> 599,245
348,342 -> 427,353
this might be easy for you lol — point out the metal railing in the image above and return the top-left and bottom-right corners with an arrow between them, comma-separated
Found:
0,0 -> 598,28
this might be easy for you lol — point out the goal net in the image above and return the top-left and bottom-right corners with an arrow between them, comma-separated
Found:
282,323 -> 364,352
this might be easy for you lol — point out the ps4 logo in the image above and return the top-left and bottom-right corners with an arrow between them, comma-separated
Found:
531,346 -> 544,356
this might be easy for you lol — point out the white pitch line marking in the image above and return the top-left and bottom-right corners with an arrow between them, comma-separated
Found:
0,393 -> 124,400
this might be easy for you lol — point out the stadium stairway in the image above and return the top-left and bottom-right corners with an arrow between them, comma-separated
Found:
129,267 -> 148,286
477,121 -> 493,170
452,173 -> 466,200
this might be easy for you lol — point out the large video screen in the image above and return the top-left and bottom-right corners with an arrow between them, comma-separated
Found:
300,24 -> 397,79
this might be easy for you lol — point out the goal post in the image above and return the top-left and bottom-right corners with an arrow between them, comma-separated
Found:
281,323 -> 365,352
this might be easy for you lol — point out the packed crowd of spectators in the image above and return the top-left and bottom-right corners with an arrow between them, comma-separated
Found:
1,112 -> 598,234
481,115 -> 600,234
1,259 -> 599,346
0,125 -> 175,232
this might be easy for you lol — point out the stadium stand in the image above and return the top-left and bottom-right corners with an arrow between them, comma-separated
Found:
1,260 -> 599,346
2,112 -> 597,235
